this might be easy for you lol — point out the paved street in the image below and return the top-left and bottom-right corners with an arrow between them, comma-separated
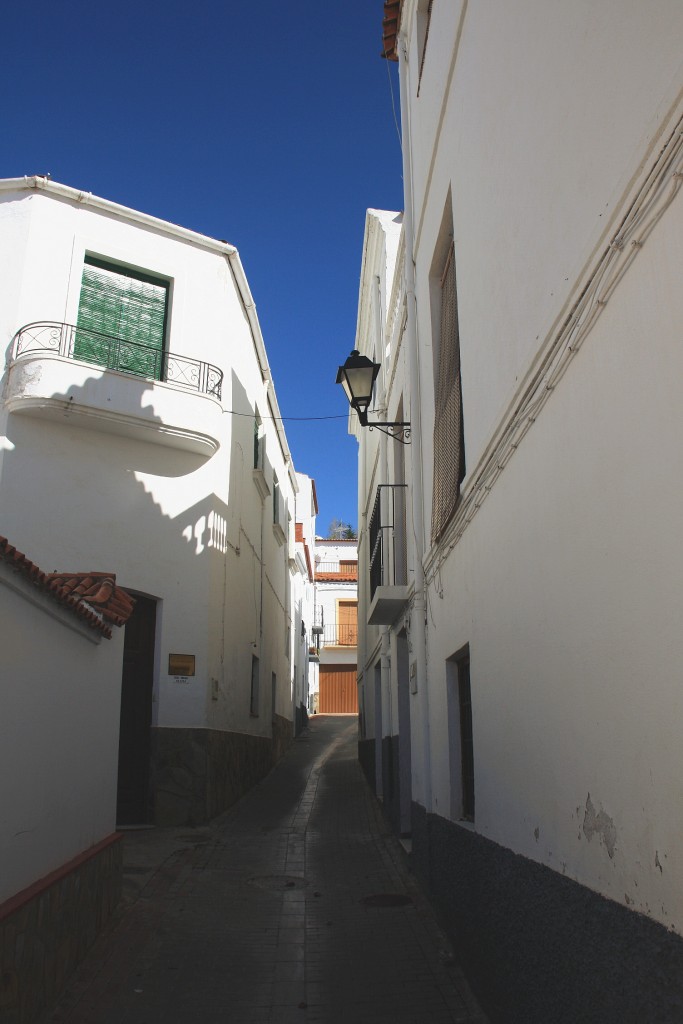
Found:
42,716 -> 487,1024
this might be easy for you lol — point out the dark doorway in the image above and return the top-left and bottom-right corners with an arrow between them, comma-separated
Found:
116,594 -> 157,825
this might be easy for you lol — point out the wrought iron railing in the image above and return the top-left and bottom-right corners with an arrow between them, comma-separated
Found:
317,623 -> 358,647
12,322 -> 223,400
369,484 -> 408,600
310,608 -> 357,648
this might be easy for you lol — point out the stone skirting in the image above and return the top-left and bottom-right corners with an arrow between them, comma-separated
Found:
357,738 -> 375,788
0,834 -> 122,1024
410,804 -> 683,1023
151,722 -> 294,826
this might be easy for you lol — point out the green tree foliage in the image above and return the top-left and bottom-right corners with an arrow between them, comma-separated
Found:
328,518 -> 357,540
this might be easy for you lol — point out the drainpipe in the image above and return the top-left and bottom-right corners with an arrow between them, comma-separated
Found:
398,36 -> 432,814
374,274 -> 394,758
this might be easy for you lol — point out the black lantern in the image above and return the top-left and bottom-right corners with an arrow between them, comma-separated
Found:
335,350 -> 380,426
336,349 -> 411,443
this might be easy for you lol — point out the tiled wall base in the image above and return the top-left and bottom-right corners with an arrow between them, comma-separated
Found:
0,834 -> 122,1024
411,804 -> 683,1024
151,720 -> 294,826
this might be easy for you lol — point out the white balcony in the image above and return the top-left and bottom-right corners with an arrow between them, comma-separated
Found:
6,323 -> 224,457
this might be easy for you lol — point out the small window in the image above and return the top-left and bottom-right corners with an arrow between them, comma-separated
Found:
75,256 -> 168,379
250,655 -> 260,717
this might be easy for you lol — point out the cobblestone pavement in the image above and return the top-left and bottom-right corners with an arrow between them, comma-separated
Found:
41,716 -> 487,1024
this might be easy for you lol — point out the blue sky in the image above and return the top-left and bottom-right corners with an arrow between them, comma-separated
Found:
3,1 -> 404,535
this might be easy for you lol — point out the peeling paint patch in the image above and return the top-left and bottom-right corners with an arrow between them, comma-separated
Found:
582,793 -> 616,859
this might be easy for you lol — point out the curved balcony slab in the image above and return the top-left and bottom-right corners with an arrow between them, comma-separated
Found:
6,353 -> 222,457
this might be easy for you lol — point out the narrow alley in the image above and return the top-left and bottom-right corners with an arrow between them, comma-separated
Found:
40,716 -> 486,1024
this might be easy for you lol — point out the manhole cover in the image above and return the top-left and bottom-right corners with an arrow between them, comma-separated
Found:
361,893 -> 413,908
247,875 -> 308,892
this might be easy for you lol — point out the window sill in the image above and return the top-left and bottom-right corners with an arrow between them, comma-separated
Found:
273,521 -> 286,546
252,468 -> 270,501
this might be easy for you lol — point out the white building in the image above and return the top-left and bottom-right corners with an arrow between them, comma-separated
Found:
311,537 -> 358,715
0,536 -> 133,1018
0,176 -> 305,831
350,2 -> 683,1018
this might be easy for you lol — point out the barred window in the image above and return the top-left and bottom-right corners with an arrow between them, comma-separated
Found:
431,244 -> 465,542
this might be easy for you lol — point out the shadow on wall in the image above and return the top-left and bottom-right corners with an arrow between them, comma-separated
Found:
0,364 -> 238,574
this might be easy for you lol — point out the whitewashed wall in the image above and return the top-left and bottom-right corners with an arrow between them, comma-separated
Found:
0,569 -> 124,903
395,0 -> 683,934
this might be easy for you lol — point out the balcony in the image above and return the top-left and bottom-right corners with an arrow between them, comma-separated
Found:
315,561 -> 358,582
312,622 -> 358,649
6,322 -> 224,457
368,484 -> 410,626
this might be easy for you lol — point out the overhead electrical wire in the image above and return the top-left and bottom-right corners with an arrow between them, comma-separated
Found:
225,410 -> 348,422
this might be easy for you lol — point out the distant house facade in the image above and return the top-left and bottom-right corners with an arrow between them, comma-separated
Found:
0,176 -> 305,830
351,3 -> 683,1020
312,538 -> 358,715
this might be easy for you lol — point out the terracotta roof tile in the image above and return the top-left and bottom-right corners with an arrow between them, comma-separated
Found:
382,0 -> 402,61
0,537 -> 134,638
47,573 -> 135,627
315,571 -> 358,583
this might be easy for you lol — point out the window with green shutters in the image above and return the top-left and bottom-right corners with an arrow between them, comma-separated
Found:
74,257 -> 168,380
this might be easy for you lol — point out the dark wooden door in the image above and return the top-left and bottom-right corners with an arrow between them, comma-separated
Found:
116,595 -> 156,825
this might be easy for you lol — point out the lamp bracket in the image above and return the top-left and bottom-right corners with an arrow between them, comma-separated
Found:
367,420 -> 411,444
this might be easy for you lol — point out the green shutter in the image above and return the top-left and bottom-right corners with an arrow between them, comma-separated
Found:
75,258 -> 168,380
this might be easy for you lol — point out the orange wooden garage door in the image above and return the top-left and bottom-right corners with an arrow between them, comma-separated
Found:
319,665 -> 358,714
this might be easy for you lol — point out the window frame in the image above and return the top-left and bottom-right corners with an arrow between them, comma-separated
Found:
74,255 -> 169,380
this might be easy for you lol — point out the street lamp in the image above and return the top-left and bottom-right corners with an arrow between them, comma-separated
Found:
336,349 -> 411,443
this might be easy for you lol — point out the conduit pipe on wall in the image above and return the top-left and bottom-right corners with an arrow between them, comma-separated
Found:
398,36 -> 432,813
